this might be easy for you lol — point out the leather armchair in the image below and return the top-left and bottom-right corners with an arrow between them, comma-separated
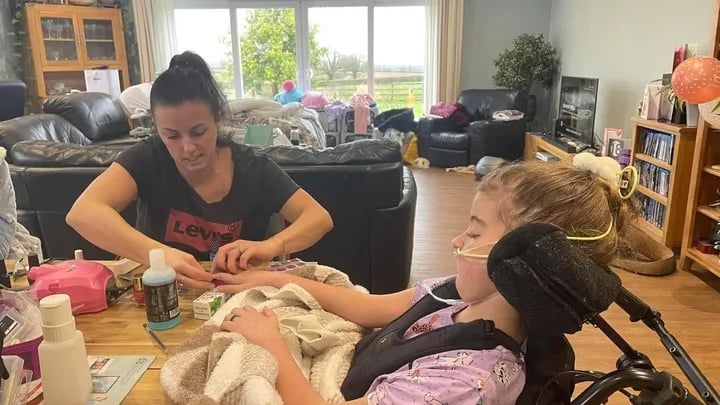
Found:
417,89 -> 534,168
9,139 -> 416,294
0,92 -> 136,157
0,80 -> 26,122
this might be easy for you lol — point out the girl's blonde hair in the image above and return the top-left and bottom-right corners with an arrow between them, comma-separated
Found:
477,161 -> 637,265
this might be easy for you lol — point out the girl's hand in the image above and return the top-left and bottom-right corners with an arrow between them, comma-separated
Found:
211,238 -> 284,273
221,306 -> 285,353
211,270 -> 285,294
163,247 -> 214,289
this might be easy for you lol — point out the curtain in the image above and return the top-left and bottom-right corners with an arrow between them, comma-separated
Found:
149,0 -> 178,76
425,0 -> 464,107
131,0 -> 156,83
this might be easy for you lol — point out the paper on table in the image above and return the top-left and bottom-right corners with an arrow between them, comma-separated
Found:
88,355 -> 155,405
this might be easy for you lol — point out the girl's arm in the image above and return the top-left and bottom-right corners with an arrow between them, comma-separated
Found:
214,271 -> 413,329
272,343 -> 368,405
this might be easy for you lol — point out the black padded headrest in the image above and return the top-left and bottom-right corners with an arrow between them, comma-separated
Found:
487,223 -> 621,334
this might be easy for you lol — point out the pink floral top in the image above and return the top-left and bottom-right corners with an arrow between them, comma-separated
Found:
366,277 -> 525,405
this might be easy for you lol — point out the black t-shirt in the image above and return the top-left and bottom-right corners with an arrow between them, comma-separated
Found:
115,136 -> 299,260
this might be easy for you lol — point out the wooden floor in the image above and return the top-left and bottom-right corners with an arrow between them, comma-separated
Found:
410,168 -> 720,403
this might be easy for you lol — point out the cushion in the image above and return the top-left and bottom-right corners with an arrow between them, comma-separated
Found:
429,131 -> 470,150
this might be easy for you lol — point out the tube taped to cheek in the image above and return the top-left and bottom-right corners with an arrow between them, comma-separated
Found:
487,223 -> 622,334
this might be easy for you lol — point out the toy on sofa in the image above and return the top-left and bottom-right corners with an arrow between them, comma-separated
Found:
274,80 -> 304,105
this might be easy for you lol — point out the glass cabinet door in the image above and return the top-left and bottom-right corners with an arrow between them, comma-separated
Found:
40,16 -> 79,63
82,18 -> 117,62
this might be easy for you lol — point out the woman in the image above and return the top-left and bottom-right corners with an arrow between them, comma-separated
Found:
67,52 -> 333,289
212,158 -> 637,404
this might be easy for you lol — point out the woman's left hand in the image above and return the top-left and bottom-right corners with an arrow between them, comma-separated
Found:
221,306 -> 285,353
212,238 -> 283,273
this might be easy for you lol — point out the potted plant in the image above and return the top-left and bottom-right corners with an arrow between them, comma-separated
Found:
655,81 -> 700,125
492,33 -> 560,120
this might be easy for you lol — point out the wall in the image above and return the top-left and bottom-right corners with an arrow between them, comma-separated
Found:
459,0 -> 553,126
548,0 -> 716,144
0,0 -> 19,81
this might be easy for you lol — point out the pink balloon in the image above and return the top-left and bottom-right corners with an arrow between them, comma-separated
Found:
671,56 -> 720,104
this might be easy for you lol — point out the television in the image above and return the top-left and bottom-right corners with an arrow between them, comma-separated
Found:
555,76 -> 599,148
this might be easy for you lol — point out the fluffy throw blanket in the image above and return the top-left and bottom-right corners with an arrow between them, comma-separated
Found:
160,264 -> 368,404
225,99 -> 327,148
0,147 -> 42,260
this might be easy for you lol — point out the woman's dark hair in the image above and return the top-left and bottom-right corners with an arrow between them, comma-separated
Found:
150,51 -> 228,122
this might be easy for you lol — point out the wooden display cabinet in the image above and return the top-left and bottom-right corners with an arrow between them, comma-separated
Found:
679,0 -> 720,278
25,3 -> 129,111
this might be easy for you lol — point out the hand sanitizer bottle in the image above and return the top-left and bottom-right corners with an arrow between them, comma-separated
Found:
143,249 -> 180,330
38,294 -> 92,405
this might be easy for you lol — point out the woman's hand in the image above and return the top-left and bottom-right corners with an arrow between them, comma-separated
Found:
211,270 -> 285,294
163,247 -> 214,289
221,306 -> 286,353
211,238 -> 284,273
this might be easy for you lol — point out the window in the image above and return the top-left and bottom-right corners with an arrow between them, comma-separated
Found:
174,9 -> 235,99
236,8 -> 297,99
308,7 -> 368,101
173,1 -> 426,114
374,6 -> 425,117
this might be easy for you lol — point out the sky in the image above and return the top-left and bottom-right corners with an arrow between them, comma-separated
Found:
174,6 -> 425,70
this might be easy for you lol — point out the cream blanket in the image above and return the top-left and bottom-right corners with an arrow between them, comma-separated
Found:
225,99 -> 327,148
160,264 -> 368,404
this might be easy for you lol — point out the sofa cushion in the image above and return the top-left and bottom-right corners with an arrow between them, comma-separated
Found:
95,135 -> 142,147
0,115 -> 90,157
429,131 -> 470,150
10,141 -> 125,167
263,138 -> 402,165
43,92 -> 130,142
458,89 -> 520,121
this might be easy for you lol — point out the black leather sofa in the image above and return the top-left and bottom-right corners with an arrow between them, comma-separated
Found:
8,139 -> 417,294
417,89 -> 534,168
0,92 -> 137,155
0,80 -> 26,122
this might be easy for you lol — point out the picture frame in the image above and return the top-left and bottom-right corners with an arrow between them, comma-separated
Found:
602,128 -> 624,158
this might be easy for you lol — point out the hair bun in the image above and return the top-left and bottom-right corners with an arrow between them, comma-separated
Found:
168,51 -> 213,79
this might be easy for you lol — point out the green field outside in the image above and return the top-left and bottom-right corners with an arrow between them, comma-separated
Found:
312,77 -> 424,118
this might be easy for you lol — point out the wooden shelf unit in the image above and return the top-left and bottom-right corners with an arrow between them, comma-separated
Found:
629,116 -> 697,248
523,133 -> 576,163
24,3 -> 130,112
679,0 -> 720,276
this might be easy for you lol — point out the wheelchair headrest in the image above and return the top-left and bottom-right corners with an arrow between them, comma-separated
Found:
487,223 -> 622,334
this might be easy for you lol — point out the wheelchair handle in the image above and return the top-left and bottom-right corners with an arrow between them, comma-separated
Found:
571,369 -> 704,405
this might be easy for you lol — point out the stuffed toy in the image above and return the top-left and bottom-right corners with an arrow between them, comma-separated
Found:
274,80 -> 304,105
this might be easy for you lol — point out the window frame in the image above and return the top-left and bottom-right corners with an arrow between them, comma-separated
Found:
173,0 -> 424,98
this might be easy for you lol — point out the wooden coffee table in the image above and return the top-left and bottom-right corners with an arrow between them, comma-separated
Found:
4,260 -> 205,404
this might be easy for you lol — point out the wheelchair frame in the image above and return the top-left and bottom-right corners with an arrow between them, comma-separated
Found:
537,288 -> 718,405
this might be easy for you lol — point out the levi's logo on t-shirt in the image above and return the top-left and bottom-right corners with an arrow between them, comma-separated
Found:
164,209 -> 242,252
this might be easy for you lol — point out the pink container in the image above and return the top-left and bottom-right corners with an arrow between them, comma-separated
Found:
2,335 -> 43,380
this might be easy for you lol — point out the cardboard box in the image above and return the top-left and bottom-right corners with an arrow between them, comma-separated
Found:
84,69 -> 121,97
192,291 -> 226,320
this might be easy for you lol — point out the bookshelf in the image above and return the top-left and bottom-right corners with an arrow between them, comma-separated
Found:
629,117 -> 696,248
679,0 -> 720,277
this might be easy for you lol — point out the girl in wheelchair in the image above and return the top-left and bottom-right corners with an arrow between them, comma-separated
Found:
212,155 -> 637,405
